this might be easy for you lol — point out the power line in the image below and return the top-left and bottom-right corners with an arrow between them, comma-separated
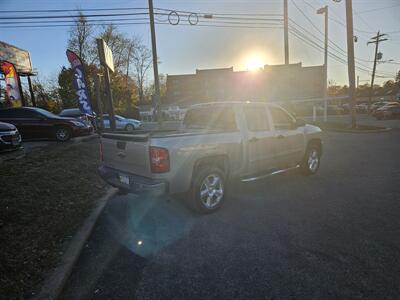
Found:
300,0 -> 373,37
0,12 -> 151,20
289,25 -> 394,77
357,3 -> 400,14
0,7 -> 148,13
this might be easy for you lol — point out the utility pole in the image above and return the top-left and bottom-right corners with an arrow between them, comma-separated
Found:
345,0 -> 357,128
284,0 -> 289,65
125,43 -> 134,115
367,31 -> 387,111
27,75 -> 36,107
317,5 -> 328,122
94,74 -> 104,131
148,0 -> 161,123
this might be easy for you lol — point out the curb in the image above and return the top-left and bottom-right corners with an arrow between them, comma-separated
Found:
72,133 -> 99,144
323,127 -> 392,133
34,187 -> 118,300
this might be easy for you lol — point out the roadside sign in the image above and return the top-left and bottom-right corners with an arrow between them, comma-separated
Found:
0,61 -> 23,107
66,50 -> 93,115
0,41 -> 33,75
96,39 -> 114,72
96,38 -> 116,130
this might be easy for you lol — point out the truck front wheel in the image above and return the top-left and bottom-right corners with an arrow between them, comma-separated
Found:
190,166 -> 226,214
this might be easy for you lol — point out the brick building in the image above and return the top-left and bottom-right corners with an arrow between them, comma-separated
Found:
165,63 -> 324,106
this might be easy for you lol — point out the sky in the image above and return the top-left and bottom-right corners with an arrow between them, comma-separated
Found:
1,0 -> 400,87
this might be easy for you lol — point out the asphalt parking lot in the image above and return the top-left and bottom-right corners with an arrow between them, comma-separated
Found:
61,128 -> 400,299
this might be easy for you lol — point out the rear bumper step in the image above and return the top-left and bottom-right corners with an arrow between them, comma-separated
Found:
98,165 -> 167,196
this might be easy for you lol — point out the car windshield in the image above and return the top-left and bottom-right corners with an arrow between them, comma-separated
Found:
60,109 -> 80,116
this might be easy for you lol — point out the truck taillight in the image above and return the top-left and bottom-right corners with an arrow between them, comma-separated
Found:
149,147 -> 170,173
100,142 -> 104,161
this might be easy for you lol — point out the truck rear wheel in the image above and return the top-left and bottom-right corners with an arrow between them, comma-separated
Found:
190,166 -> 226,214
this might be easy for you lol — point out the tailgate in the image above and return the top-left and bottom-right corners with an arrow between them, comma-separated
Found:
101,133 -> 151,177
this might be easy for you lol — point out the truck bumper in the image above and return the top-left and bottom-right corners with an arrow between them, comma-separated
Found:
98,165 -> 168,197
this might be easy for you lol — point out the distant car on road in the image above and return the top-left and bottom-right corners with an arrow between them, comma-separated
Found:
102,114 -> 142,131
375,105 -> 400,120
59,108 -> 96,130
0,121 -> 22,153
373,102 -> 400,119
0,107 -> 92,142
355,103 -> 368,113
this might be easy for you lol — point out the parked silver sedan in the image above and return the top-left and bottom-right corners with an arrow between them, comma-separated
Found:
102,114 -> 142,131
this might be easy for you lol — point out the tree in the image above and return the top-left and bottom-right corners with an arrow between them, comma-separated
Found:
145,73 -> 167,102
395,70 -> 400,83
131,41 -> 152,104
57,67 -> 76,108
67,13 -> 93,64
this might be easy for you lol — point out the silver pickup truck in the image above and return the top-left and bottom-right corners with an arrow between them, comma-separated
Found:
99,102 -> 322,213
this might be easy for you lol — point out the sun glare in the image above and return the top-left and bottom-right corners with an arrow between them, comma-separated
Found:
245,56 -> 264,71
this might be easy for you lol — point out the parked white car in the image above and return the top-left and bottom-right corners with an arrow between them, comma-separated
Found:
102,114 -> 142,131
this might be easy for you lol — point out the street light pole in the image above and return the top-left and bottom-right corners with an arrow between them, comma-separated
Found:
317,5 -> 328,122
284,0 -> 289,65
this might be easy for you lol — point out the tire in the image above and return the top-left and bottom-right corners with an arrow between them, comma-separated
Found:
54,126 -> 72,142
125,124 -> 135,132
190,166 -> 226,214
300,143 -> 321,175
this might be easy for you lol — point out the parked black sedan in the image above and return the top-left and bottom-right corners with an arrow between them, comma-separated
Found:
0,107 -> 92,141
0,121 -> 22,153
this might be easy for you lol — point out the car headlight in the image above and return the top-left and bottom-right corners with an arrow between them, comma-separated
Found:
70,120 -> 86,127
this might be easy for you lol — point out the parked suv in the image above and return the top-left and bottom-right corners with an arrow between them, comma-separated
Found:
0,107 -> 91,141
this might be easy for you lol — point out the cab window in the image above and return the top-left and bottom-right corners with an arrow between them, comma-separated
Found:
244,106 -> 270,131
269,107 -> 294,130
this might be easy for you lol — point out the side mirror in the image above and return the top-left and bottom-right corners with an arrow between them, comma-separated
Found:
293,118 -> 306,128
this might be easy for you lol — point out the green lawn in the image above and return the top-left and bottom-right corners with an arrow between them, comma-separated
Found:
0,139 -> 108,299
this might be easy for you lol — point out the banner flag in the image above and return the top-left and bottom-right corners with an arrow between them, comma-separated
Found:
0,60 -> 23,107
66,50 -> 93,115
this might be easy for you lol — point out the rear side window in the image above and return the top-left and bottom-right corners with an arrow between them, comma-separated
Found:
183,106 -> 237,130
0,108 -> 38,118
269,107 -> 294,130
244,106 -> 270,131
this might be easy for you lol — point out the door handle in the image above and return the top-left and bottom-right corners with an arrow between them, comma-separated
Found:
117,151 -> 126,158
276,135 -> 285,139
249,137 -> 259,143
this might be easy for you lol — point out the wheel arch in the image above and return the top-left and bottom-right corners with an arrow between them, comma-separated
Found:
191,155 -> 230,185
308,138 -> 322,155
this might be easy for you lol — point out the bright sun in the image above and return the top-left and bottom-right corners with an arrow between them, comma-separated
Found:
246,56 -> 264,71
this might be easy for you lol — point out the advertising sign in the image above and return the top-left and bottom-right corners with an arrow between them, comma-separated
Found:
66,50 -> 93,115
0,41 -> 33,74
96,39 -> 114,72
0,61 -> 23,107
